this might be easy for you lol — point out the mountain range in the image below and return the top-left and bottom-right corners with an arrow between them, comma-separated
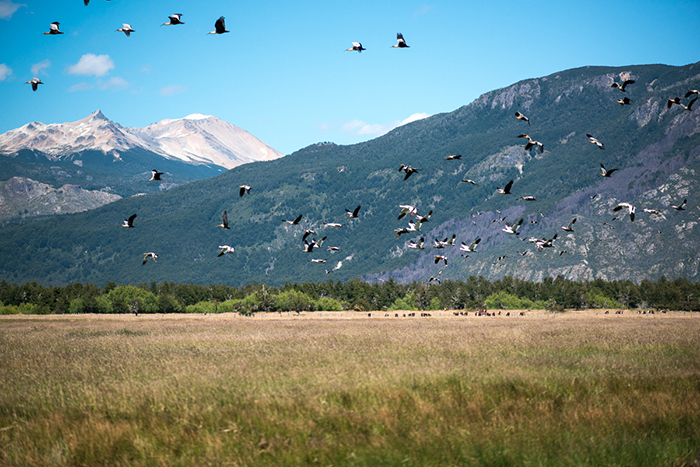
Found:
0,62 -> 699,286
0,111 -> 284,221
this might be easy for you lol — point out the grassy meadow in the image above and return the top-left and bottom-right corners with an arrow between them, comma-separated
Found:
1,312 -> 699,466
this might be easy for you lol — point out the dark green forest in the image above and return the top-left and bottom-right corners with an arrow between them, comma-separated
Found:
2,276 -> 699,315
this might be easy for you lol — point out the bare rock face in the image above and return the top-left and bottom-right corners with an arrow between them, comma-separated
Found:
0,177 -> 121,221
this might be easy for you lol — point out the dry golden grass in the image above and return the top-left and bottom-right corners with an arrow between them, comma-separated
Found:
1,313 -> 699,466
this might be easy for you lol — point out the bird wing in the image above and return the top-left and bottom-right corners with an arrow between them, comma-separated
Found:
127,214 -> 137,225
293,214 -> 303,224
215,16 -> 226,32
352,42 -> 362,48
687,97 -> 698,110
353,205 -> 361,217
621,79 -> 635,90
239,186 -> 245,197
222,211 -> 229,227
504,180 -> 513,193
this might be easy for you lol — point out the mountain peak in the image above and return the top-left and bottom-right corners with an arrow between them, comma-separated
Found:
90,109 -> 108,121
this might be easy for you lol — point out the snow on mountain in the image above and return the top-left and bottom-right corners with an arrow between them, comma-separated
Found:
128,113 -> 284,169
0,111 -> 284,169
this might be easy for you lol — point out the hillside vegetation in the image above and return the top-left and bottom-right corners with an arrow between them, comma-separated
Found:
1,63 -> 699,286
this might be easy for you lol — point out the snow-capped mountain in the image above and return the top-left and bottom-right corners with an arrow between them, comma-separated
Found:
0,111 -> 284,169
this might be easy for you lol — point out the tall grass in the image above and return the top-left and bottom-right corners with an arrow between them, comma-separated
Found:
0,316 -> 698,466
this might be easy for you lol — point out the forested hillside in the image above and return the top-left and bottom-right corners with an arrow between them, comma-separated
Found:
1,62 -> 699,286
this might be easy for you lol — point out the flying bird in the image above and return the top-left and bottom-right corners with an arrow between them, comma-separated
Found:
149,169 -> 163,181
162,14 -> 184,26
392,33 -> 409,48
323,222 -> 345,228
600,164 -> 617,177
327,246 -> 341,252
617,97 -> 631,106
502,218 -> 523,236
345,205 -> 361,218
239,185 -> 251,197
671,199 -> 687,211
643,208 -> 661,215
44,22 -> 63,35
561,218 -> 577,232
308,259 -> 327,264
434,255 -> 447,265
116,24 -> 134,36
346,42 -> 365,52
459,238 -> 481,253
536,234 -> 557,252
686,90 -> 699,98
282,215 -> 303,225
586,133 -> 605,150
667,97 -> 681,109
518,196 -> 537,201
518,134 -> 544,153
398,164 -> 419,180
514,111 -> 530,125
302,229 -> 317,242
460,178 -> 478,185
218,245 -> 235,257
428,276 -> 442,285
445,154 -> 462,160
407,237 -> 425,250
611,79 -> 634,92
25,78 -> 43,91
209,16 -> 229,34
397,205 -> 417,220
142,252 -> 158,265
613,202 -> 636,222
415,210 -> 432,223
497,180 -> 514,195
218,211 -> 230,229
122,214 -> 137,228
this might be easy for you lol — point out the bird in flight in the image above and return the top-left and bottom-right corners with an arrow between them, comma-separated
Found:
514,111 -> 530,125
209,17 -> 229,35
346,42 -> 366,52
345,205 -> 361,218
218,211 -> 230,229
149,169 -> 163,181
518,134 -> 543,153
308,259 -> 327,264
302,229 -> 316,242
671,199 -> 687,211
122,214 -> 137,228
434,255 -> 447,265
44,22 -> 63,35
282,215 -> 303,225
445,154 -> 462,160
611,79 -> 634,92
667,97 -> 681,109
600,164 -> 617,177
686,90 -> 699,98
617,97 -> 631,106
162,14 -> 184,26
323,222 -> 345,228
561,218 -> 577,232
239,185 -> 251,197
613,203 -> 636,222
536,234 -> 557,252
680,98 -> 697,111
218,245 -> 235,257
502,219 -> 523,236
586,133 -> 605,150
398,164 -> 419,180
116,24 -> 135,36
407,237 -> 425,250
497,180 -> 514,195
25,78 -> 43,91
459,238 -> 481,253
460,178 -> 478,185
643,208 -> 661,215
397,205 -> 417,220
392,33 -> 409,48
518,196 -> 537,201
142,252 -> 158,265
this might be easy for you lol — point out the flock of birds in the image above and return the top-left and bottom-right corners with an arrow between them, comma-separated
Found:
28,5 -> 695,281
120,75 -> 694,280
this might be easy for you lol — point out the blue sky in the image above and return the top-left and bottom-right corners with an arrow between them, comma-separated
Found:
0,0 -> 699,155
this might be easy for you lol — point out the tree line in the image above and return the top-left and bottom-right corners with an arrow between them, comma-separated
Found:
1,276 -> 699,315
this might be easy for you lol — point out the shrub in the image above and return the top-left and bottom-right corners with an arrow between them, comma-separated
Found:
185,301 -> 216,314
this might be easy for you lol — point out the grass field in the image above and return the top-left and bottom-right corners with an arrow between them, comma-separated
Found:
1,313 -> 699,466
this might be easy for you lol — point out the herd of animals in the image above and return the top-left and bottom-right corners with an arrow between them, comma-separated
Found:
21,5 -> 696,282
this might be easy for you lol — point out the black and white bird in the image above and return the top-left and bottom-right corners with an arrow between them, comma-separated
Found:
239,185 -> 251,197
671,199 -> 687,211
327,246 -> 341,252
116,24 -> 135,36
44,22 -> 63,35
600,164 -> 617,177
392,33 -> 409,48
611,79 -> 634,92
518,134 -> 543,153
680,97 -> 697,111
209,16 -> 229,35
149,169 -> 163,181
345,205 -> 361,218
302,229 -> 317,242
502,219 -> 523,236
643,208 -> 661,215
25,78 -> 43,91
142,252 -> 158,265
518,196 -> 537,201
667,97 -> 682,109
686,90 -> 700,98
617,97 -> 631,105
536,234 -> 557,252
218,211 -> 230,229
428,276 -> 442,285
308,259 -> 327,264
497,180 -> 514,195
561,218 -> 577,232
122,214 -> 137,228
162,14 -> 184,26
323,222 -> 345,228
459,238 -> 481,253
282,215 -> 303,225
218,245 -> 235,257
397,205 -> 417,220
586,133 -> 605,150
398,164 -> 419,180
445,154 -> 462,160
514,111 -> 530,125
434,255 -> 447,265
613,202 -> 636,222
407,237 -> 425,250
346,42 -> 366,52
460,178 -> 478,185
